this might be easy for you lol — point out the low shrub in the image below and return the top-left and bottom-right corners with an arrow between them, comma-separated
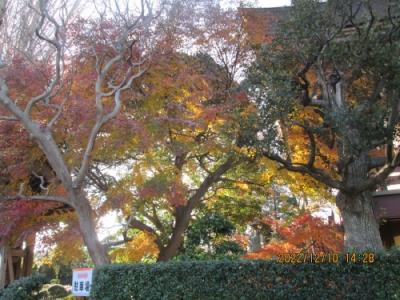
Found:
0,274 -> 49,300
91,250 -> 400,300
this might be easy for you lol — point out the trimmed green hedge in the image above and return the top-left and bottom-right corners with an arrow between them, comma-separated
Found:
91,251 -> 400,300
0,274 -> 48,300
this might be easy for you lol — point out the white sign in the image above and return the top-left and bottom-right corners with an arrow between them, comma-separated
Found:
72,268 -> 93,297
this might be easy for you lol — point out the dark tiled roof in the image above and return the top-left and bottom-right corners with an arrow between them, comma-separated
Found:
240,7 -> 290,43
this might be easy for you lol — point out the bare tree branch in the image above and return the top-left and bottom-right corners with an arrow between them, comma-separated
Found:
25,0 -> 64,115
104,236 -> 134,248
0,115 -> 17,121
358,150 -> 400,192
220,177 -> 266,188
32,171 -> 48,192
0,78 -> 74,189
186,156 -> 237,211
0,0 -> 160,266
143,210 -> 166,236
74,7 -> 150,188
126,216 -> 162,249
127,216 -> 157,236
263,150 -> 343,190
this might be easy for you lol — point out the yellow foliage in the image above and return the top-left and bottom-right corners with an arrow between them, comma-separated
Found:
52,239 -> 86,265
236,145 -> 257,158
235,182 -> 249,191
110,232 -> 159,263
286,105 -> 339,180
257,155 -> 334,203
36,237 -> 86,267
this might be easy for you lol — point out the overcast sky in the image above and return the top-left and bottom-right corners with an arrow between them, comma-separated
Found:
256,0 -> 291,7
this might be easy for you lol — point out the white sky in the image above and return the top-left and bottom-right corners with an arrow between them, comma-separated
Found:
256,0 -> 291,7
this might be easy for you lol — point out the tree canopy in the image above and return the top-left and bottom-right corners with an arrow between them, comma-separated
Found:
2,0 -> 394,269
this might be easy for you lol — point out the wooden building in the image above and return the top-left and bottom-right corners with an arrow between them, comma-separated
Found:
0,203 -> 73,289
0,234 -> 35,289
374,170 -> 400,248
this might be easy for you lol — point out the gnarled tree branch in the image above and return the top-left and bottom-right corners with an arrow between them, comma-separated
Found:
263,150 -> 343,190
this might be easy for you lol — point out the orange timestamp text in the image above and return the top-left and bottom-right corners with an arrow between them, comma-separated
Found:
276,252 -> 375,264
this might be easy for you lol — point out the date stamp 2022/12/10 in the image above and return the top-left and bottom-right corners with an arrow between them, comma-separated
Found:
276,252 -> 375,264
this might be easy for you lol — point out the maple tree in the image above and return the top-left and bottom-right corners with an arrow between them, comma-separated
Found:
96,51 -> 247,261
87,48 -> 335,262
86,2 -> 260,262
0,0 -> 161,265
246,0 -> 400,251
244,212 -> 344,260
0,0 -> 255,265
110,232 -> 159,263
38,235 -> 86,272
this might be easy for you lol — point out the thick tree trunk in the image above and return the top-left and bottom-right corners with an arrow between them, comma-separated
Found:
157,232 -> 184,262
157,208 -> 189,262
22,233 -> 35,277
0,246 -> 7,289
335,142 -> 385,252
248,228 -> 262,252
156,157 -> 236,262
74,195 -> 110,266
337,190 -> 383,252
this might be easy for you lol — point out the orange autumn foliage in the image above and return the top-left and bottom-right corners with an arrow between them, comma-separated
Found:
287,106 -> 339,177
110,232 -> 159,263
244,213 -> 344,260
